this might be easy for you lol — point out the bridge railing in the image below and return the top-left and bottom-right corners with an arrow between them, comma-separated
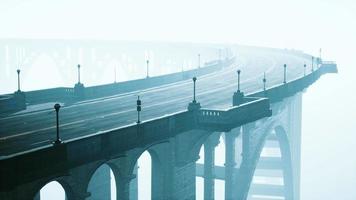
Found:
1,57 -> 234,108
198,97 -> 271,130
247,62 -> 337,103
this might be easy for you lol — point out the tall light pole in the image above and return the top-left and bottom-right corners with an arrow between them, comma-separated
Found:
219,49 -> 222,61
146,60 -> 149,78
193,77 -> 197,103
77,64 -> 81,84
198,54 -> 201,69
16,69 -> 21,92
237,70 -> 241,91
54,103 -> 62,145
304,63 -> 306,76
311,56 -> 314,72
283,64 -> 287,84
319,48 -> 322,61
114,66 -> 117,83
263,72 -> 266,91
137,96 -> 141,124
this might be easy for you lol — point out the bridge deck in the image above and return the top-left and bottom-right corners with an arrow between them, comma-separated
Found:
0,48 -> 314,155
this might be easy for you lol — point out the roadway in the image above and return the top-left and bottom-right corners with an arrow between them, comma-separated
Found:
0,47 -> 309,156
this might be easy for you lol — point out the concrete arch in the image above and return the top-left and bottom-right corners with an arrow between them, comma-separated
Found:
189,131 -> 222,165
86,163 -> 115,200
274,125 -> 294,200
32,177 -> 71,200
245,124 -> 294,200
127,142 -> 168,200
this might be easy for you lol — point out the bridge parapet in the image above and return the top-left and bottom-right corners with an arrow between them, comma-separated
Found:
198,97 -> 272,132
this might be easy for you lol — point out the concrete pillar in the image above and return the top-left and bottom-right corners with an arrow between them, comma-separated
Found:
242,125 -> 252,163
204,139 -> 216,200
129,165 -> 138,200
34,192 -> 40,200
224,130 -> 238,199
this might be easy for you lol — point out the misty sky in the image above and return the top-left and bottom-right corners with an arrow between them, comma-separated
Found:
1,0 -> 356,199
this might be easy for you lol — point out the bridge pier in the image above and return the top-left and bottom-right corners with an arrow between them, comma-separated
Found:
203,133 -> 220,200
224,129 -> 240,200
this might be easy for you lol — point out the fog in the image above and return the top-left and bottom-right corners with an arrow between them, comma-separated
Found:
1,0 -> 356,199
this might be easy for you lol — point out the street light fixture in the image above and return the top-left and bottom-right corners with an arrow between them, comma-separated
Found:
54,103 -> 62,145
237,70 -> 241,91
192,77 -> 197,103
198,54 -> 201,69
137,96 -> 141,124
16,69 -> 21,92
283,64 -> 287,84
263,72 -> 266,91
77,64 -> 81,84
146,60 -> 149,78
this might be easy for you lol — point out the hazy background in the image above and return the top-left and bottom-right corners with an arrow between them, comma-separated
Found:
1,0 -> 356,199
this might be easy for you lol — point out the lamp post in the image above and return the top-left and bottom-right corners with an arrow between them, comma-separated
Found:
311,56 -> 314,72
198,54 -> 201,69
283,64 -> 287,84
146,60 -> 149,78
137,96 -> 141,124
77,64 -> 81,84
304,64 -> 306,76
237,70 -> 241,91
263,72 -> 266,91
16,69 -> 21,91
193,77 -> 197,103
114,66 -> 117,83
54,103 -> 62,145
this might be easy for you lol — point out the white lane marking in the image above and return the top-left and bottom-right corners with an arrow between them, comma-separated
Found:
0,120 -> 85,140
31,139 -> 50,146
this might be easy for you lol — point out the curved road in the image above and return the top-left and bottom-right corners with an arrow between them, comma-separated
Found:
0,47 -> 310,156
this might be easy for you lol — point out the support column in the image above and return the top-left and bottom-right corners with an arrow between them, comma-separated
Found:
225,130 -> 239,199
204,139 -> 216,200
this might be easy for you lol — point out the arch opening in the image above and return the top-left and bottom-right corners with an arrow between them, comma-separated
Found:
248,126 -> 293,200
130,150 -> 152,200
86,163 -> 117,200
35,181 -> 66,200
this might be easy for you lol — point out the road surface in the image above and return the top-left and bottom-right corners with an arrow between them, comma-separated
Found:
0,48 -> 309,156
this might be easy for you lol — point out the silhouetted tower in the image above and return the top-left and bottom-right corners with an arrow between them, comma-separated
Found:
54,103 -> 62,145
16,69 -> 21,92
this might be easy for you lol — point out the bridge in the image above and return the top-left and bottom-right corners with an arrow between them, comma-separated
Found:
0,41 -> 337,200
